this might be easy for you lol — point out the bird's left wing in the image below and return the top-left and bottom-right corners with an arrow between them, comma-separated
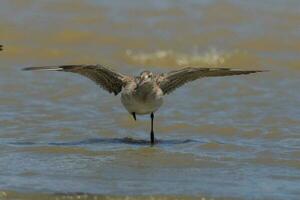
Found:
157,67 -> 265,95
23,64 -> 131,95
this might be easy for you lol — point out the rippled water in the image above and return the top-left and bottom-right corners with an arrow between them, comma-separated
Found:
1,0 -> 300,199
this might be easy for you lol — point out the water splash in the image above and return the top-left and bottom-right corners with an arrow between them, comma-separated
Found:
125,48 -> 242,67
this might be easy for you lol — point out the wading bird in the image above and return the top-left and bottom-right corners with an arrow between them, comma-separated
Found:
23,65 -> 264,145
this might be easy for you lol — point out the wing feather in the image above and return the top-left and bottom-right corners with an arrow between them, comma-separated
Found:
158,67 -> 266,95
23,64 -> 131,95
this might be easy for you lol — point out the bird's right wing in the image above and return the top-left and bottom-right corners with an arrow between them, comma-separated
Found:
23,64 -> 132,95
157,67 -> 265,95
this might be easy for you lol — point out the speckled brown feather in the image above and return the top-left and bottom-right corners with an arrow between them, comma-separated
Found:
157,67 -> 265,95
23,65 -> 265,96
23,64 -> 131,95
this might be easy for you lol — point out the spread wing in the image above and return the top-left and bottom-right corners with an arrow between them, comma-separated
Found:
23,64 -> 131,95
157,67 -> 265,95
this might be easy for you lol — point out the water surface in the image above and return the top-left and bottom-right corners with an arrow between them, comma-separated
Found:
1,0 -> 300,199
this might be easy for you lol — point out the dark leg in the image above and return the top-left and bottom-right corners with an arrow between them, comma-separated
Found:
150,112 -> 154,145
131,112 -> 136,121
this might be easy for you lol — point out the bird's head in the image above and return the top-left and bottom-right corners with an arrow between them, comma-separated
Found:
139,71 -> 154,84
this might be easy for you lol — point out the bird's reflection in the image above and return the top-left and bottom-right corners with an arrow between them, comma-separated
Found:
9,137 -> 198,146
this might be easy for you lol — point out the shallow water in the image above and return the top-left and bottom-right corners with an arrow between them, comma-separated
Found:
1,0 -> 300,199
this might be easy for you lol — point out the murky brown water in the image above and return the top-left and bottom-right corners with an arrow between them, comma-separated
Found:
1,0 -> 300,199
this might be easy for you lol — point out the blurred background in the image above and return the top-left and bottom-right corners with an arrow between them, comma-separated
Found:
0,0 -> 300,200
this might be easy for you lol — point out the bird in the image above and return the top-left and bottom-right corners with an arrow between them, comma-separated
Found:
0,45 -> 3,51
23,64 -> 265,145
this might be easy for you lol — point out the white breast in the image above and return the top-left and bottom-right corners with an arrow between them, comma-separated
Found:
121,82 -> 163,115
